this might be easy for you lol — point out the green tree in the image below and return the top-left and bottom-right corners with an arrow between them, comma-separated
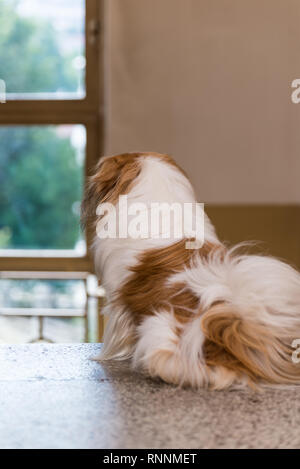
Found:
0,127 -> 83,249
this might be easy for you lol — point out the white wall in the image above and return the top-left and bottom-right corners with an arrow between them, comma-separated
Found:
105,0 -> 300,203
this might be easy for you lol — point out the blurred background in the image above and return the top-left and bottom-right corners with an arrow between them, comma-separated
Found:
0,0 -> 299,343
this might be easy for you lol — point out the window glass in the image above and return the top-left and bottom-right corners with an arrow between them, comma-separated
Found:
0,125 -> 86,252
0,0 -> 86,99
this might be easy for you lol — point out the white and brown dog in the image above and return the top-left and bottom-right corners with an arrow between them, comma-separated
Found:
81,152 -> 300,389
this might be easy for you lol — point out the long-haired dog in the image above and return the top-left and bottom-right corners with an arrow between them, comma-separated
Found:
81,152 -> 300,389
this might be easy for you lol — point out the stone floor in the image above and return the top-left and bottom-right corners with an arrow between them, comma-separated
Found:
0,343 -> 299,449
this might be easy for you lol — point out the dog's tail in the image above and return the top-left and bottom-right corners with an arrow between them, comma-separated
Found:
201,302 -> 300,389
193,245 -> 300,388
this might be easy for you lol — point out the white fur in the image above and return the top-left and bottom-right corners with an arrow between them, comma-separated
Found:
100,304 -> 135,360
170,245 -> 300,334
133,311 -> 208,387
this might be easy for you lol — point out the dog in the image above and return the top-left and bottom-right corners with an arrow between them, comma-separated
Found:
81,152 -> 300,389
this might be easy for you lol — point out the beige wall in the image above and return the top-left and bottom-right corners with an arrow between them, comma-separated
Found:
105,0 -> 300,204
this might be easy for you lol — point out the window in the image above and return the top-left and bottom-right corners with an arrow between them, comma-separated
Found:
0,0 -> 103,342
1,0 -> 86,99
0,125 -> 86,253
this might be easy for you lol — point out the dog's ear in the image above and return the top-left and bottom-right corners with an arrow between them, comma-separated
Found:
80,156 -> 120,230
81,154 -> 141,230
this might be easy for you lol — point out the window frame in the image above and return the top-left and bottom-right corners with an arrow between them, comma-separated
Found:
0,0 -> 103,273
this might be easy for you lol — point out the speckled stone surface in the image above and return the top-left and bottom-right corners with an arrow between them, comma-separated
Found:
0,344 -> 299,449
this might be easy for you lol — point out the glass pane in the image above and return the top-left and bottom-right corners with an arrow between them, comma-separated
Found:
0,279 -> 86,343
0,125 -> 86,252
0,0 -> 86,99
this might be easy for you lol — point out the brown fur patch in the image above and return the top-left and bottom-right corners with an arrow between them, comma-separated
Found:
119,240 -> 224,324
81,153 -> 141,229
201,303 -> 300,386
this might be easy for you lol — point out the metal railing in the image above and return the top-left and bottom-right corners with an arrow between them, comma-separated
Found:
0,271 -> 105,343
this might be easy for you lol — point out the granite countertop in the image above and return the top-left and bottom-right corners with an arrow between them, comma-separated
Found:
0,343 -> 299,449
